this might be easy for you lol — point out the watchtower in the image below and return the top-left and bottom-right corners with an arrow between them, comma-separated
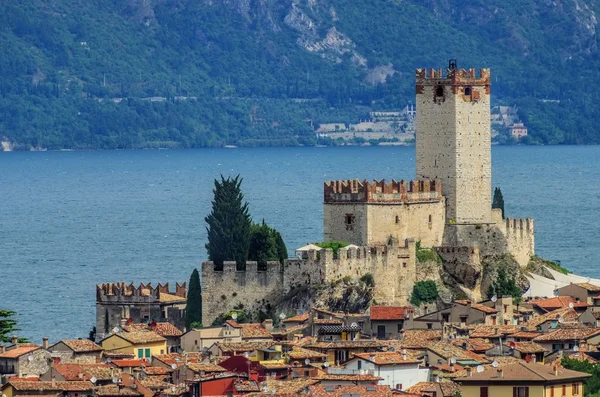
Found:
415,60 -> 492,224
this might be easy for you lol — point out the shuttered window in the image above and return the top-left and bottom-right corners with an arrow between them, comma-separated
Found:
513,387 -> 529,397
480,387 -> 488,397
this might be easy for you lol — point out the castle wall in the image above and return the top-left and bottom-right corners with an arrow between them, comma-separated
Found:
416,67 -> 492,224
499,218 -> 535,267
201,261 -> 284,327
323,203 -> 368,245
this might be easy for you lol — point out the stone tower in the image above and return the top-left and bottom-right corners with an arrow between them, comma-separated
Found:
415,60 -> 492,224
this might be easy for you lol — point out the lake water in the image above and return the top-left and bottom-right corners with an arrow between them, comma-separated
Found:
2,146 -> 600,343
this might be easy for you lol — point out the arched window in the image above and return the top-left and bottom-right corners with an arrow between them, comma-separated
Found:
464,87 -> 472,96
435,85 -> 444,96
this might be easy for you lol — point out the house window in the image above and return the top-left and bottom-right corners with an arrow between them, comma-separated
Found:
145,348 -> 151,358
562,385 -> 566,396
491,316 -> 497,325
395,215 -> 400,224
480,387 -> 488,397
344,214 -> 355,231
550,385 -> 554,397
573,383 -> 580,395
427,323 -> 433,330
504,305 -> 508,313
435,85 -> 444,97
160,350 -> 164,354
464,87 -> 472,96
442,313 -> 450,323
513,386 -> 529,397
460,315 -> 468,324
552,344 -> 561,351
358,360 -> 362,370
428,215 -> 432,223
397,323 -> 403,333
137,349 -> 144,358
402,262 -> 407,268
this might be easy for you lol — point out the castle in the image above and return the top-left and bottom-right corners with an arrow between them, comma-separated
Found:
201,61 -> 536,326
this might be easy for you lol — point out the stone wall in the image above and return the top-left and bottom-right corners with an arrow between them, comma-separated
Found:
201,261 -> 284,326
499,217 -> 535,267
416,66 -> 492,224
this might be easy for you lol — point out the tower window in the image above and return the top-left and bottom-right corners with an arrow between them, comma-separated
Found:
464,87 -> 472,96
435,85 -> 444,97
344,214 -> 355,230
428,215 -> 432,223
395,215 -> 400,224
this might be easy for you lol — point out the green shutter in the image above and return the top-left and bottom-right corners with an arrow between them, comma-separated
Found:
137,349 -> 143,358
145,348 -> 151,358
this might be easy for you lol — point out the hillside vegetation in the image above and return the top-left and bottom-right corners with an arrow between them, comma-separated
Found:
1,0 -> 599,149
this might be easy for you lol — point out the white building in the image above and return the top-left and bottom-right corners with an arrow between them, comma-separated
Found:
342,351 -> 430,390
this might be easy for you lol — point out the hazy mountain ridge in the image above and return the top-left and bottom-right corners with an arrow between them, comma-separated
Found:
0,0 -> 598,149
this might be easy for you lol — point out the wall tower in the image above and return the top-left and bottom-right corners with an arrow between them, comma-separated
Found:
415,60 -> 492,224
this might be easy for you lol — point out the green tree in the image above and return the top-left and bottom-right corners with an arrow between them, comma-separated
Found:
561,358 -> 600,396
248,221 -> 288,269
186,268 -> 202,329
205,175 -> 252,270
488,267 -> 522,305
492,187 -> 505,218
410,281 -> 439,306
0,310 -> 25,343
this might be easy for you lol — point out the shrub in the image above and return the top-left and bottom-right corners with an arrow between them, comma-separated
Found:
360,273 -> 375,287
316,241 -> 349,259
415,240 -> 442,264
410,281 -> 439,306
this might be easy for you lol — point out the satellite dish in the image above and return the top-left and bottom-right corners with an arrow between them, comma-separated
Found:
574,345 -> 580,352
351,322 -> 358,328
244,352 -> 249,358
389,347 -> 395,352
231,313 -> 238,321
492,361 -> 499,368
279,312 -> 286,320
491,295 -> 497,303
323,362 -> 330,368
275,354 -> 281,360
305,359 -> 311,365
509,342 -> 516,349
587,277 -> 591,283
27,355 -> 33,362
553,288 -> 559,297
106,358 -> 112,364
112,377 -> 119,384
476,365 -> 484,373
558,316 -> 565,324
113,327 -> 120,334
90,377 -> 97,384
171,363 -> 177,370
450,357 -> 457,364
569,302 -> 574,309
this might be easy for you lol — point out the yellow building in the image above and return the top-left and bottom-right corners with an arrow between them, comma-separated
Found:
459,362 -> 590,397
101,331 -> 167,359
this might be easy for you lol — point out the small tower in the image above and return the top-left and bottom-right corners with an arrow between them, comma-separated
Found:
415,60 -> 492,224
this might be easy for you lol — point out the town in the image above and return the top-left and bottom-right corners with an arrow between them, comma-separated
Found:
1,62 -> 595,397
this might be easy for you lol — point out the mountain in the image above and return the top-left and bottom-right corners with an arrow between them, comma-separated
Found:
0,0 -> 598,149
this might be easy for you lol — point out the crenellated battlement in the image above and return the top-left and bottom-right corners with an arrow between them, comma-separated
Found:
415,68 -> 490,84
503,217 -> 535,234
324,178 -> 442,203
96,282 -> 186,302
496,217 -> 535,267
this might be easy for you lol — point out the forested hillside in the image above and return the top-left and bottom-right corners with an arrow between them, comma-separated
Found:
0,0 -> 598,149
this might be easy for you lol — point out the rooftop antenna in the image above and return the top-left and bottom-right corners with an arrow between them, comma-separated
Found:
491,295 -> 498,303
492,361 -> 499,368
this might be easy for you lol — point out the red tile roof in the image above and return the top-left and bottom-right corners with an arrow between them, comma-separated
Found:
239,323 -> 272,339
225,320 -> 242,328
0,345 -> 40,359
370,306 -> 410,321
309,384 -> 395,397
52,364 -> 117,381
282,313 -> 309,323
110,359 -> 146,368
351,352 -> 420,365
152,323 -> 182,337
60,339 -> 103,353
8,381 -> 94,391
530,296 -> 588,311
533,328 -> 600,342
470,303 -> 498,314
313,319 -> 343,325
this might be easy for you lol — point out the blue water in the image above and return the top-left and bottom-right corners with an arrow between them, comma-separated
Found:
2,146 -> 600,343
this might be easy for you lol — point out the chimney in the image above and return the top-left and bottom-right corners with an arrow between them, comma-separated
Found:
553,364 -> 559,376
532,354 -> 537,363
466,366 -> 473,377
434,374 -> 440,383
120,318 -> 128,329
449,362 -> 455,371
11,335 -> 18,346
401,349 -> 407,361
52,376 -> 56,388
497,369 -> 503,378
262,319 -> 273,331
42,337 -> 49,350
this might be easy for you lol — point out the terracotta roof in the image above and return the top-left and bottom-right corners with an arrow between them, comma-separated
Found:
225,320 -> 242,328
260,361 -> 289,370
405,382 -> 436,396
370,306 -> 409,321
452,338 -> 495,352
508,331 -> 543,339
309,384 -> 394,396
526,307 -> 579,328
351,352 -> 420,366
213,341 -> 275,353
389,330 -> 441,349
470,325 -> 521,338
8,381 -> 94,391
153,323 -> 183,337
153,353 -> 202,368
437,381 -> 461,397
470,303 -> 498,314
239,323 -> 273,339
505,342 -> 547,353
143,367 -> 171,375
287,347 -> 327,360
430,363 -> 465,373
186,363 -> 227,373
427,341 -> 489,364
459,362 -> 591,383
259,378 -> 319,395
95,385 -> 143,396
530,296 -> 588,311
114,331 -> 165,344
312,374 -> 383,381
234,380 -> 260,392
139,377 -> 171,389
574,283 -> 600,292
282,313 -> 309,323
270,324 -> 308,336
7,377 -> 40,382
313,318 -> 343,325
110,359 -> 146,368
533,328 -> 600,342
0,345 -> 40,359
52,364 -> 118,381
59,339 -> 103,353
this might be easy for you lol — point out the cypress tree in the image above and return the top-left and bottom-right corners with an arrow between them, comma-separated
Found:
186,269 -> 202,328
205,175 -> 252,270
492,187 -> 505,218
